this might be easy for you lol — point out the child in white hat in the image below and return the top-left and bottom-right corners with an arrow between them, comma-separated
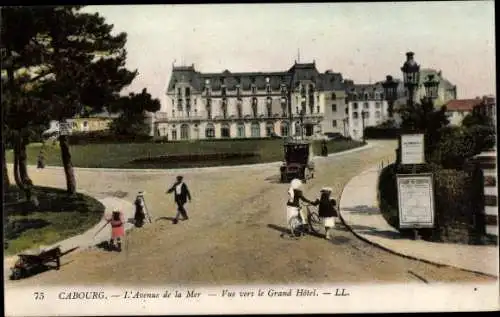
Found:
317,187 -> 338,240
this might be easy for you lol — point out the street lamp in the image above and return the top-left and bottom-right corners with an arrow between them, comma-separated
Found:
423,74 -> 440,102
401,52 -> 420,109
382,75 -> 399,119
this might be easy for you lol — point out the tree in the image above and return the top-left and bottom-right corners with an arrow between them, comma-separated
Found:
398,98 -> 450,162
1,7 -> 53,199
109,88 -> 161,136
2,6 -> 140,194
30,6 -> 138,194
461,108 -> 496,153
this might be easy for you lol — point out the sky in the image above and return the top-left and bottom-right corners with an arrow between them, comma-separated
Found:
83,2 -> 495,109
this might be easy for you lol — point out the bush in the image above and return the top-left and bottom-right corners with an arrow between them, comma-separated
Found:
364,126 -> 401,139
378,163 -> 486,244
68,131 -> 153,145
429,126 -> 476,169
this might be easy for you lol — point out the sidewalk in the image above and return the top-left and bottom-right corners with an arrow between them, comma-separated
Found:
4,196 -> 135,279
339,166 -> 499,277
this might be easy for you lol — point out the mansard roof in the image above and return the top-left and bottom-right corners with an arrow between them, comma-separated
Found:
166,62 -> 346,93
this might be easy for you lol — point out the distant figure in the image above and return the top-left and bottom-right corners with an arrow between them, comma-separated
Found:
105,209 -> 125,252
37,146 -> 45,169
321,140 -> 328,156
167,176 -> 192,224
316,187 -> 338,240
134,191 -> 146,227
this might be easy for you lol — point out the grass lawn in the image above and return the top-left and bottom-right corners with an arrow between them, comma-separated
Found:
3,186 -> 104,255
5,138 -> 365,169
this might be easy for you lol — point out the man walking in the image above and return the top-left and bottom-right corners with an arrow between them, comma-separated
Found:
167,175 -> 192,224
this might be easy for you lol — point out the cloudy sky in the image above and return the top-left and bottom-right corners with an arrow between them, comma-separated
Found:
83,2 -> 495,108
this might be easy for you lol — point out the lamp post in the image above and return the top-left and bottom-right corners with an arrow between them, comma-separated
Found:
423,74 -> 440,103
382,75 -> 399,120
361,110 -> 368,143
401,51 -> 420,111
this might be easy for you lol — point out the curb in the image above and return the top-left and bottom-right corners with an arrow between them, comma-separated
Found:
338,164 -> 498,279
9,143 -> 373,174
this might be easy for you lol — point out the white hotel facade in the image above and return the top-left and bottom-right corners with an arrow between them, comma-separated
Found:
150,62 -> 457,141
152,62 -> 349,140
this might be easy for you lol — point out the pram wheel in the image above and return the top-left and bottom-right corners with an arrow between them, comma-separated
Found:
288,216 -> 303,237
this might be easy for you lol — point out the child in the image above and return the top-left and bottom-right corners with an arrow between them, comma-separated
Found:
105,209 -> 125,251
316,187 -> 338,240
134,192 -> 146,227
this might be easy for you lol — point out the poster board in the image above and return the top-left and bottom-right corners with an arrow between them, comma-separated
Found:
396,173 -> 435,228
400,133 -> 425,165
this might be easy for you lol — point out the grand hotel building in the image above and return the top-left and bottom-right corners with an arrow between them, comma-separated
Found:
153,62 -> 349,140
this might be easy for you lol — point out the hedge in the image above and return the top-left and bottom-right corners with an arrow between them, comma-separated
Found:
378,162 -> 487,244
364,126 -> 401,139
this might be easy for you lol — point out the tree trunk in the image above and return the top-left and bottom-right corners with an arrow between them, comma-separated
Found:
18,131 -> 31,185
59,135 -> 76,194
3,144 -> 10,189
13,133 -> 24,189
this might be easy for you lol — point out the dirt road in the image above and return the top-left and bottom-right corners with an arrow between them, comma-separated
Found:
5,140 -> 495,286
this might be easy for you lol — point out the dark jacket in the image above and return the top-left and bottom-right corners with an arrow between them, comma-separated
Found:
167,182 -> 191,205
287,189 -> 316,208
318,198 -> 338,218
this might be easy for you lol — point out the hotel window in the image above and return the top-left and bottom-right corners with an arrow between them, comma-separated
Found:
363,102 -> 369,109
266,84 -> 271,94
172,110 -> 175,117
237,103 -> 242,118
180,124 -> 189,140
375,111 -> 381,118
332,104 -> 337,112
331,93 -> 337,100
221,86 -> 226,96
345,108 -> 348,115
251,122 -> 260,137
364,112 -> 370,118
280,122 -> 289,136
353,112 -> 359,119
177,88 -> 181,96
266,122 -> 274,137
185,87 -> 191,97
237,123 -> 245,138
353,103 -> 358,110
171,129 -> 177,141
375,102 -> 381,109
177,99 -> 183,112
205,124 -> 215,138
316,106 -> 320,113
251,85 -> 257,95
221,123 -> 230,138
332,120 -> 337,127
252,98 -> 258,117
364,93 -> 369,100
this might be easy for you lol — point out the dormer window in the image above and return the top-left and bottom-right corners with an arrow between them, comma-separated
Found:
266,84 -> 271,94
221,86 -> 227,96
185,87 -> 191,97
251,85 -> 257,94
236,84 -> 241,96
